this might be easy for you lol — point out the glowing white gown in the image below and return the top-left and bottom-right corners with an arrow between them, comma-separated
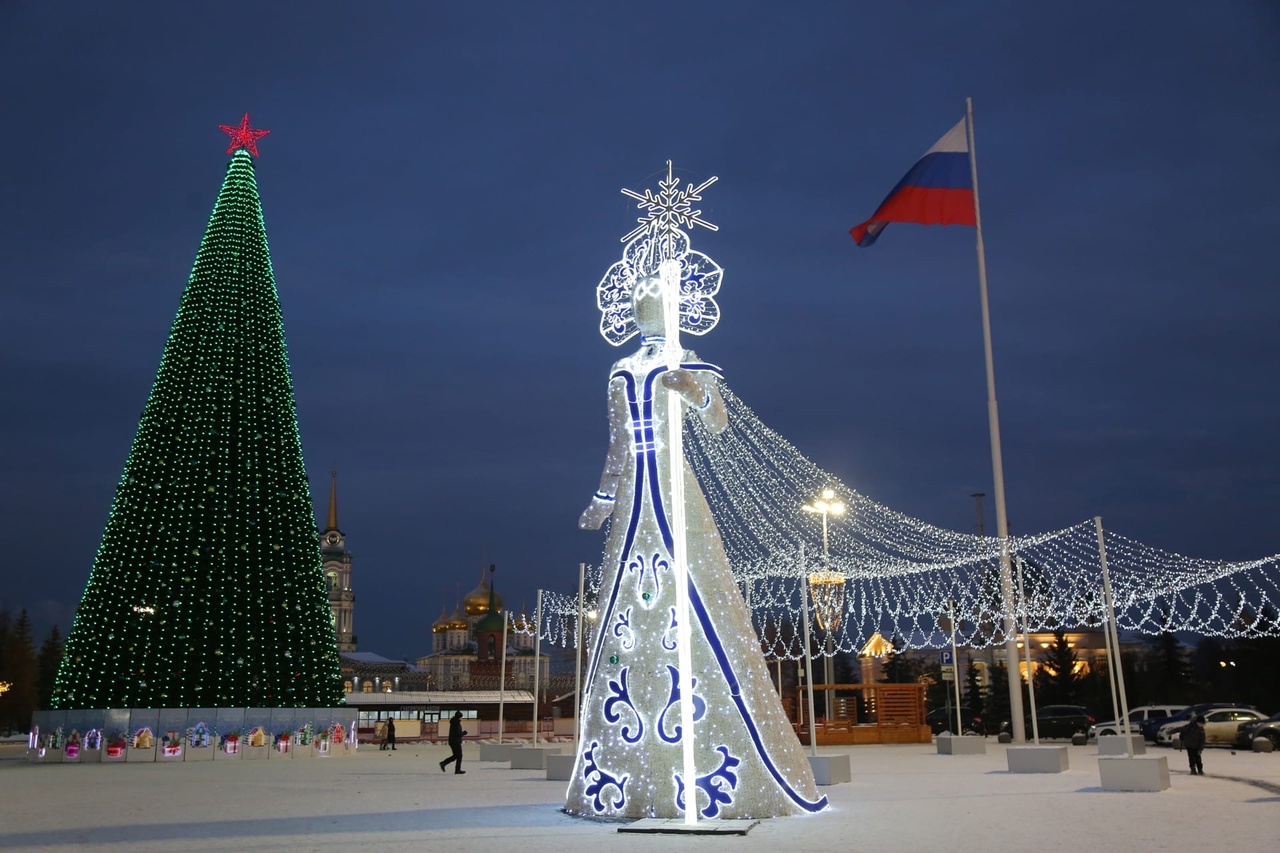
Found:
566,331 -> 826,819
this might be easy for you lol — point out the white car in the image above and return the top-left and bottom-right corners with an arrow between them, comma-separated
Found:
1155,707 -> 1267,746
1088,705 -> 1184,740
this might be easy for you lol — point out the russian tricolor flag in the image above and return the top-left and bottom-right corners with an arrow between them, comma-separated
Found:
850,119 -> 975,247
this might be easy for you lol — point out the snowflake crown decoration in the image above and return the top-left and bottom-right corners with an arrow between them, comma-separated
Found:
597,162 -> 724,346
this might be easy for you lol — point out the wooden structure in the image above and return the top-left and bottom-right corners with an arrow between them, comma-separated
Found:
793,682 -> 930,745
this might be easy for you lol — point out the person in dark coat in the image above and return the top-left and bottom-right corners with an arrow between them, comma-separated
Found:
439,711 -> 467,774
381,717 -> 397,751
1180,715 -> 1206,775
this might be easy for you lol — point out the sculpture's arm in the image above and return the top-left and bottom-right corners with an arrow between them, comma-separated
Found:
579,376 -> 630,530
660,360 -> 727,435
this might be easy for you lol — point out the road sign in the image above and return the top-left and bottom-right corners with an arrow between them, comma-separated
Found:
940,650 -> 954,666
940,664 -> 956,681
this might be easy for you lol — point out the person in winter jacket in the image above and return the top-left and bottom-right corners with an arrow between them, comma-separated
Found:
381,717 -> 397,751
1180,715 -> 1206,775
439,711 -> 467,774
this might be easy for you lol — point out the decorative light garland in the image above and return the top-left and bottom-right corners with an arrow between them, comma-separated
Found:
530,384 -> 1279,659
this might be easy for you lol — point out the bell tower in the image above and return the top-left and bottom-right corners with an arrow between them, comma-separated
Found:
320,470 -> 356,652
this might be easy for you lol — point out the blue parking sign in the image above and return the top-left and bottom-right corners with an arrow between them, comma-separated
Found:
940,650 -> 954,666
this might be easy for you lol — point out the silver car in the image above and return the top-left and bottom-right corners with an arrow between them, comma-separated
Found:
1155,707 -> 1267,746
1088,704 -> 1184,740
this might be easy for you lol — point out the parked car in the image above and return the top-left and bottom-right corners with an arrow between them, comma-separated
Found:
926,707 -> 984,735
1155,707 -> 1267,746
1089,705 -> 1184,740
1025,705 -> 1095,740
1234,712 -> 1280,750
1142,702 -> 1257,743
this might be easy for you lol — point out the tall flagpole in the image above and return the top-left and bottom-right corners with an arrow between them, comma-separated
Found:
966,96 -> 1026,743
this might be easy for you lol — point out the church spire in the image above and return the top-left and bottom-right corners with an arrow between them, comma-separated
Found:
326,470 -> 339,532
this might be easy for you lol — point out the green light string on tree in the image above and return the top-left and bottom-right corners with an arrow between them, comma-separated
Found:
51,117 -> 342,710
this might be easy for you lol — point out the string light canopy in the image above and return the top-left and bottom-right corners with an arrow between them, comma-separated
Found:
527,385 -> 1280,660
218,113 -> 271,157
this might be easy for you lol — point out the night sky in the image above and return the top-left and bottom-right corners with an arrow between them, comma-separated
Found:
3,2 -> 1277,661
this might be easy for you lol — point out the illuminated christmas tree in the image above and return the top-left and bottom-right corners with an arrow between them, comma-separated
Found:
51,116 -> 342,709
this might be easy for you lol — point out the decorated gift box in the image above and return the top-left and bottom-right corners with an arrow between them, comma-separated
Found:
159,730 -> 184,761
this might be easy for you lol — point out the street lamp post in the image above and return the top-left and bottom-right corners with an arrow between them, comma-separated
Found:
802,488 -> 846,722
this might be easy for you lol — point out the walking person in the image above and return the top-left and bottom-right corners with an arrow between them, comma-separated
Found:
1180,714 -> 1206,775
382,717 -> 397,751
439,711 -> 467,774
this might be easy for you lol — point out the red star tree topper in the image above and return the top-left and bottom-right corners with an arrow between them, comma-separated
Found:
219,113 -> 271,157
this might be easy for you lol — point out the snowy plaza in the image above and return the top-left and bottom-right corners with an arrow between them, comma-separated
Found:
2,740 -> 1277,853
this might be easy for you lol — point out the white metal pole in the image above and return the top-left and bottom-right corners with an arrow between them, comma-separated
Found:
498,610 -> 508,744
532,589 -> 542,746
661,252 -> 698,825
948,600 -> 964,734
800,544 -> 818,758
1015,557 -> 1039,744
575,561 -> 586,751
966,96 -> 1025,743
821,510 -> 835,721
1099,567 -> 1122,742
1095,517 -> 1133,757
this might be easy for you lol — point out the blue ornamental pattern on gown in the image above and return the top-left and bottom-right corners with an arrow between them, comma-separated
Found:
661,607 -> 679,651
628,551 -> 669,609
603,668 -> 644,744
582,741 -> 628,813
675,745 -> 742,819
657,664 -> 706,744
612,606 -> 636,651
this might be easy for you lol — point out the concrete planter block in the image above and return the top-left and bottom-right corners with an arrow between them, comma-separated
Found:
997,732 -> 1012,744
243,746 -> 269,761
1007,745 -> 1069,773
1071,733 -> 1089,746
807,753 -> 852,786
1252,737 -> 1275,754
1098,755 -> 1170,792
511,747 -> 550,769
936,734 -> 986,755
545,753 -> 575,780
185,746 -> 215,762
479,743 -> 516,762
1097,734 -> 1145,756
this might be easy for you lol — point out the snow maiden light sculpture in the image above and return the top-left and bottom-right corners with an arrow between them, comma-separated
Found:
566,164 -> 827,821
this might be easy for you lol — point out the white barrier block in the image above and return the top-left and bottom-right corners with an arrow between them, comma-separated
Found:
546,753 -> 575,780
807,754 -> 851,786
1097,734 -> 1145,756
1098,756 -> 1170,792
1007,745 -> 1069,773
936,734 -> 986,755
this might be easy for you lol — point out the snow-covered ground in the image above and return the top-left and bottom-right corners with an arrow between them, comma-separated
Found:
1,740 -> 1276,852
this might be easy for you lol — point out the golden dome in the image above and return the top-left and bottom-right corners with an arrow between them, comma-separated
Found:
438,603 -> 467,631
463,569 -> 504,616
431,606 -> 452,633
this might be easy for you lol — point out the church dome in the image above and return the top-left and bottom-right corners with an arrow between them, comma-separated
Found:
441,603 -> 468,632
431,607 -> 452,634
463,569 -> 504,616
